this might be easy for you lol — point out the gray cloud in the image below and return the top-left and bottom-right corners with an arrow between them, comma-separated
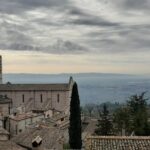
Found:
108,0 -> 150,16
69,8 -> 88,16
84,23 -> 150,54
0,0 -> 150,56
0,38 -> 88,54
68,7 -> 120,27
48,39 -> 88,54
70,17 -> 120,27
121,0 -> 150,10
0,0 -> 69,14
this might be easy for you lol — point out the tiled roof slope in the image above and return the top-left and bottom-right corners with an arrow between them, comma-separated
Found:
85,136 -> 150,150
0,141 -> 26,150
0,83 -> 69,91
12,126 -> 63,150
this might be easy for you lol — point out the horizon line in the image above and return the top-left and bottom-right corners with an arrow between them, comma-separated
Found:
2,72 -> 148,76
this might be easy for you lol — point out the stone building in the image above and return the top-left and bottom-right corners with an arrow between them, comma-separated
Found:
0,55 -> 74,115
0,55 -> 2,84
0,55 -> 75,140
0,95 -> 12,129
9,113 -> 44,136
0,95 -> 12,117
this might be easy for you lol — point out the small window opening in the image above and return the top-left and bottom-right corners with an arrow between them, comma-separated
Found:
61,118 -> 64,121
57,94 -> 60,103
22,94 -> 25,103
40,94 -> 43,103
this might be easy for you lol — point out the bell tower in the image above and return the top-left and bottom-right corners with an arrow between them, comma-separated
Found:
0,55 -> 2,84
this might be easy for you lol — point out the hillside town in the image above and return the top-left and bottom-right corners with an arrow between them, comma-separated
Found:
0,0 -> 150,149
0,55 -> 73,149
0,55 -> 150,150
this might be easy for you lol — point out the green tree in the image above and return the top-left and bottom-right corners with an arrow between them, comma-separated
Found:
95,104 -> 113,135
127,92 -> 150,135
113,107 -> 132,135
114,92 -> 150,136
69,82 -> 82,149
127,92 -> 148,114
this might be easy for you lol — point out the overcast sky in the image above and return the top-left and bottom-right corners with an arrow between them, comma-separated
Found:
0,0 -> 150,74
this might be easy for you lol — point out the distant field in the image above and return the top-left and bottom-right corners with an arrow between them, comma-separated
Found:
3,73 -> 150,105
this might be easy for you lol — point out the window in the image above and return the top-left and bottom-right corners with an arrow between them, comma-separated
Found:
57,94 -> 60,103
22,94 -> 25,103
40,94 -> 43,103
61,118 -> 64,121
0,106 -> 2,113
16,125 -> 18,135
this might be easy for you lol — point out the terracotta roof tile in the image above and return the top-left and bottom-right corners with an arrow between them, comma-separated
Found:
12,126 -> 63,149
86,136 -> 150,150
0,141 -> 26,150
9,113 -> 43,121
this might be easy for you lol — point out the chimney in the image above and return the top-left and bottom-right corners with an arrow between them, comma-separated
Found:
0,55 -> 2,84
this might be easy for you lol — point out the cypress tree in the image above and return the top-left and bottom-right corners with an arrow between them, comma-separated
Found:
69,82 -> 82,149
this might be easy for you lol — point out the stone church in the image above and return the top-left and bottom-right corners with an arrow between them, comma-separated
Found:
0,55 -> 74,116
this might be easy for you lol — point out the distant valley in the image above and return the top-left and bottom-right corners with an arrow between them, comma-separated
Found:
3,73 -> 150,105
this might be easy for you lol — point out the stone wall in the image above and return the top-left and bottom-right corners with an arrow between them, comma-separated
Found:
9,114 -> 44,136
0,56 -> 2,84
0,103 -> 10,116
0,90 -> 70,113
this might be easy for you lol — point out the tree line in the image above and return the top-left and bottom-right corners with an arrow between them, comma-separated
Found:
87,92 -> 150,136
68,82 -> 150,150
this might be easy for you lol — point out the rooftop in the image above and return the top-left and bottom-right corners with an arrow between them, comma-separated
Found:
0,83 -> 69,91
12,126 -> 63,150
10,113 -> 44,121
0,140 -> 26,150
86,136 -> 150,150
52,113 -> 68,121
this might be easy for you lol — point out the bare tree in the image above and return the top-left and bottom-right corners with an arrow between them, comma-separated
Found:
96,104 -> 101,117
85,103 -> 95,117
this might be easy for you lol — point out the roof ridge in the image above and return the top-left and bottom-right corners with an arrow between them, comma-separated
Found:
87,136 -> 150,140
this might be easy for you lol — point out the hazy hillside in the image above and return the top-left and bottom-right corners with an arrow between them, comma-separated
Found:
3,73 -> 150,105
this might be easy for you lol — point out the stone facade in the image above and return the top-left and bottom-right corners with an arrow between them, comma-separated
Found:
9,113 -> 44,136
0,80 -> 73,114
0,56 -> 2,84
0,96 -> 12,117
0,56 -> 74,115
